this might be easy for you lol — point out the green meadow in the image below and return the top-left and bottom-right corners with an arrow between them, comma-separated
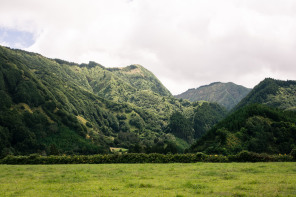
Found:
0,163 -> 295,197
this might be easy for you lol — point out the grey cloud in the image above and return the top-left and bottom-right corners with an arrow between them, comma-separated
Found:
1,0 -> 296,94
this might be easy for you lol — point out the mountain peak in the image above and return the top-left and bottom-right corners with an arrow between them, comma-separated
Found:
175,82 -> 251,110
120,65 -> 145,76
233,78 -> 296,111
106,64 -> 172,97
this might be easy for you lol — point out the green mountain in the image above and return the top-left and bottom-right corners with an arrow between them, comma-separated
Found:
0,45 -> 227,157
69,62 -> 171,102
233,78 -> 296,111
189,104 -> 296,155
166,102 -> 227,145
189,79 -> 296,155
64,61 -> 183,118
175,82 -> 251,110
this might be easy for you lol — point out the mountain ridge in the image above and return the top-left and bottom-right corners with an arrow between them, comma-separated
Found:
0,45 -> 227,156
189,78 -> 296,155
175,82 -> 251,110
233,78 -> 296,111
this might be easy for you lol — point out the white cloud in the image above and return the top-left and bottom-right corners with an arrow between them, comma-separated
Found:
1,0 -> 296,94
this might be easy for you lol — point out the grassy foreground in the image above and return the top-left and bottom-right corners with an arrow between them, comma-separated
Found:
0,163 -> 295,196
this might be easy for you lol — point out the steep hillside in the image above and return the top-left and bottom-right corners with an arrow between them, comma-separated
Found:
68,62 -> 171,101
189,78 -> 296,155
175,82 -> 251,110
189,104 -> 296,155
107,64 -> 171,97
0,45 -> 227,156
166,102 -> 227,145
62,61 -> 182,118
0,46 -> 175,156
233,78 -> 296,111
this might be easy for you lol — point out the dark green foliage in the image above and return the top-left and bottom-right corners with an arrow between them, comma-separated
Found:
290,148 -> 296,160
0,90 -> 12,109
193,102 -> 227,138
129,143 -> 145,153
147,140 -> 180,154
14,80 -> 45,106
129,112 -> 145,130
0,126 -> 11,157
0,152 -> 292,164
114,132 -> 140,148
0,70 -> 5,90
49,144 -> 59,155
41,127 -> 105,155
228,150 -> 292,162
189,104 -> 296,155
176,82 -> 251,110
234,78 -> 296,111
167,112 -> 194,143
117,114 -> 127,120
107,113 -> 119,131
86,122 -> 92,128
1,64 -> 22,93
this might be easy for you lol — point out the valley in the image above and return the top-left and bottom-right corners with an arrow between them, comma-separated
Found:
0,45 -> 296,157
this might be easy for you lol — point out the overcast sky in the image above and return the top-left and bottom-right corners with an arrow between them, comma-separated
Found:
1,0 -> 296,95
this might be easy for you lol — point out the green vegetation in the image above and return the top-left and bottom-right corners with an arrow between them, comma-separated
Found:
0,45 -> 228,157
166,102 -> 227,144
0,151 -> 293,164
176,82 -> 251,110
1,163 -> 296,196
193,102 -> 227,139
189,104 -> 296,155
189,78 -> 296,155
1,45 -> 296,158
234,78 -> 296,111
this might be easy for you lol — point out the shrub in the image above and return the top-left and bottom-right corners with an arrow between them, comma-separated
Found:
290,148 -> 296,161
195,152 -> 207,161
231,151 -> 273,162
86,122 -> 92,128
0,152 -> 293,164
203,154 -> 228,162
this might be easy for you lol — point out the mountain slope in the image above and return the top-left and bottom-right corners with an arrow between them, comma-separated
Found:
189,104 -> 296,155
189,78 -> 296,155
0,46 -> 171,156
0,53 -> 108,155
107,64 -> 171,97
175,82 -> 251,110
233,78 -> 296,111
0,45 -> 228,156
66,62 -> 177,117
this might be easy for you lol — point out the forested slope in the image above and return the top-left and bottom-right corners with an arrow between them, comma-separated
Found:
189,104 -> 296,155
189,78 -> 296,155
0,45 -> 227,157
233,78 -> 296,111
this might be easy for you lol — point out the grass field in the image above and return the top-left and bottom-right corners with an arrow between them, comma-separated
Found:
0,163 -> 295,196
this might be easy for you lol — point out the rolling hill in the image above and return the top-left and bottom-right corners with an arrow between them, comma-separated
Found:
175,82 -> 251,110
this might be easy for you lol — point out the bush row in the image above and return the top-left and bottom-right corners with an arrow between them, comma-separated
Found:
0,151 -> 294,165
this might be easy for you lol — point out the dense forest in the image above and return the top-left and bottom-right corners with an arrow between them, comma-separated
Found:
189,104 -> 296,155
1,45 -> 296,158
233,78 -> 296,111
189,77 -> 296,155
0,45 -> 227,157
